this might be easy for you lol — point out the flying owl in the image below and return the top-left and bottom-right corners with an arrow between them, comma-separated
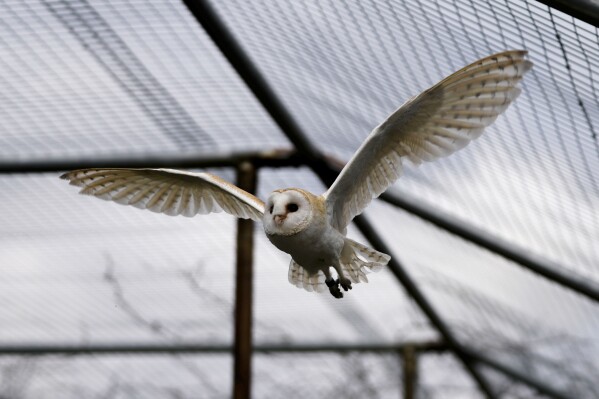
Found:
61,50 -> 532,298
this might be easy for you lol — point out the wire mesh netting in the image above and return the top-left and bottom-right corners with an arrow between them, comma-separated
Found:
0,354 -> 232,398
0,0 -> 289,161
0,0 -> 597,397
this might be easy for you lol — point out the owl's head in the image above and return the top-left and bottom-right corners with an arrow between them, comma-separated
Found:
263,188 -> 314,236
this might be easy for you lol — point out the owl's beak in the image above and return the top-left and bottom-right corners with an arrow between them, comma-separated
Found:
274,214 -> 286,225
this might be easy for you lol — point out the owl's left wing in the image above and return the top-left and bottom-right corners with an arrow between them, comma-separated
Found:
61,168 -> 265,221
323,50 -> 532,232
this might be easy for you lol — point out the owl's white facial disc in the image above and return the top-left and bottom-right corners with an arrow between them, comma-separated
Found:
263,189 -> 312,236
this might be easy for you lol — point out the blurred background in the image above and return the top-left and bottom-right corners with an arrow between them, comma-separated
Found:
0,0 -> 598,397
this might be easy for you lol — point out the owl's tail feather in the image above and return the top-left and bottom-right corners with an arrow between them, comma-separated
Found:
340,238 -> 390,284
288,260 -> 327,293
287,239 -> 389,293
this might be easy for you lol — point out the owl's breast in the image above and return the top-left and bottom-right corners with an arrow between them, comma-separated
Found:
265,219 -> 344,268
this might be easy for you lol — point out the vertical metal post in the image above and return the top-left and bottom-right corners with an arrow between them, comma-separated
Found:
234,162 -> 257,399
402,345 -> 418,399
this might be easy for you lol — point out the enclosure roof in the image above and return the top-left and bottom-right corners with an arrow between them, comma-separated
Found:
0,0 -> 598,397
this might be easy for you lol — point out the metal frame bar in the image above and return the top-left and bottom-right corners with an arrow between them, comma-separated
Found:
179,0 -> 338,185
402,345 -> 418,399
233,162 -> 257,399
462,348 -> 573,399
0,341 -> 447,356
179,0 -> 322,161
0,0 -> 593,397
0,150 -> 304,174
534,0 -> 599,27
379,191 -> 599,303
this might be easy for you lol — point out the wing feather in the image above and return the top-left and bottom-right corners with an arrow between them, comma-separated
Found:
61,168 -> 265,221
324,50 -> 532,231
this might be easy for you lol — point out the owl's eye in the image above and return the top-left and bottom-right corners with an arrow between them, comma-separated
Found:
287,203 -> 299,213
269,205 -> 274,214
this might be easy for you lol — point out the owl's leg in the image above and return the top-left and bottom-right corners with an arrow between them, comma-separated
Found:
324,268 -> 343,299
332,261 -> 352,292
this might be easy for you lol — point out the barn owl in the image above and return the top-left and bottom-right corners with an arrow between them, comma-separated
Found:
61,50 -> 532,298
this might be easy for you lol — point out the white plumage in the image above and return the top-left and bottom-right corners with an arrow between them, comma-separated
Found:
61,50 -> 532,298
324,50 -> 532,233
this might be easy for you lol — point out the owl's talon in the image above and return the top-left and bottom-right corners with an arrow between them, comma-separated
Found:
339,277 -> 352,291
330,287 -> 343,298
326,278 -> 339,288
325,278 -> 343,298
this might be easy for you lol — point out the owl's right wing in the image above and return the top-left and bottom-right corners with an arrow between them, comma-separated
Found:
323,50 -> 532,232
61,168 -> 265,221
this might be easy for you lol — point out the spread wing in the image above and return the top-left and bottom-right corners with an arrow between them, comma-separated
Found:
61,168 -> 265,221
323,50 -> 532,232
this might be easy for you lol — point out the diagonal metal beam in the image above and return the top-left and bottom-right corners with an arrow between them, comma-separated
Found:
353,215 -> 574,399
462,348 -> 573,399
182,1 -> 496,396
379,190 -> 599,303
180,0 -> 338,183
353,216 -> 497,398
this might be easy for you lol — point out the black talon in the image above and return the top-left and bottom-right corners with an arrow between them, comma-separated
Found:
326,278 -> 343,298
326,278 -> 339,288
339,280 -> 352,292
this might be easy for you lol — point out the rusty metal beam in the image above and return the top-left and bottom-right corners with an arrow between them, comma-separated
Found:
233,161 -> 257,399
378,191 -> 599,304
402,345 -> 418,399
